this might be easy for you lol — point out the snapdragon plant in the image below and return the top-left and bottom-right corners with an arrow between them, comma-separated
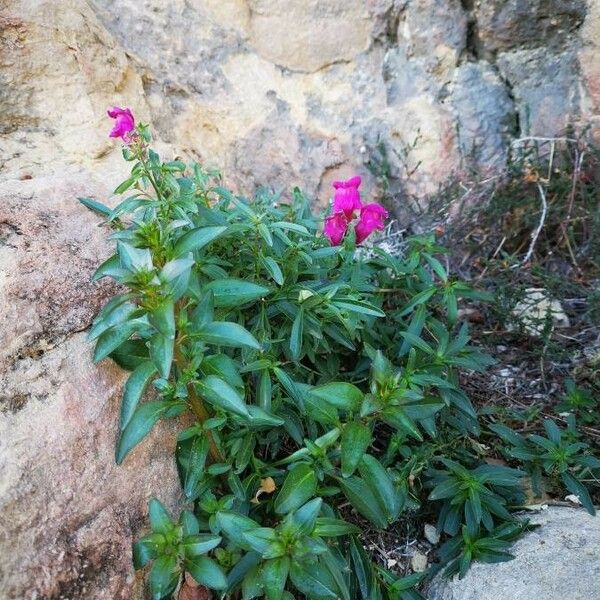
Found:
82,109 -> 544,599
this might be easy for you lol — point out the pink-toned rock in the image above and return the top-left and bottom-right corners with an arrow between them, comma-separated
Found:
0,172 -> 181,599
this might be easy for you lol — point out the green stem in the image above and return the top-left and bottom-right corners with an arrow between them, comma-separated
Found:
173,306 -> 225,464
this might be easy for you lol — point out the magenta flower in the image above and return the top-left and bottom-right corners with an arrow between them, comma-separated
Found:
324,212 -> 349,246
355,203 -> 389,244
332,175 -> 362,219
107,106 -> 135,142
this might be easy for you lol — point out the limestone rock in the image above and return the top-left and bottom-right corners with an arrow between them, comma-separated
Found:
248,0 -> 373,72
510,287 -> 570,337
475,0 -> 586,55
497,46 -> 581,137
451,61 -> 515,170
0,173 -> 181,599
427,507 -> 600,600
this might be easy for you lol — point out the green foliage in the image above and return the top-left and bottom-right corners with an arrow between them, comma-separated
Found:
490,418 -> 600,515
83,124 -> 599,599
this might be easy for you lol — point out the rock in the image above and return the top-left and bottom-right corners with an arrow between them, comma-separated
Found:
247,0 -> 374,72
424,523 -> 440,545
410,550 -> 429,572
450,61 -> 515,170
497,46 -> 582,137
0,173 -> 181,599
4,0 -> 600,201
474,0 -> 587,55
427,507 -> 600,600
509,287 -> 570,337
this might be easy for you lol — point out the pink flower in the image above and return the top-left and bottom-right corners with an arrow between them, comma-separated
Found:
332,175 -> 362,219
107,106 -> 135,142
324,212 -> 349,246
355,203 -> 389,244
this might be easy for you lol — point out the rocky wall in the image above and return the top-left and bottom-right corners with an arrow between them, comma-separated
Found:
1,0 -> 599,597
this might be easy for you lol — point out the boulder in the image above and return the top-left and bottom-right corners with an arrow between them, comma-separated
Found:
0,173 -> 181,599
427,507 -> 600,600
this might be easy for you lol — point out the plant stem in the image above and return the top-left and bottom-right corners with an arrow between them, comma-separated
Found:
173,327 -> 225,463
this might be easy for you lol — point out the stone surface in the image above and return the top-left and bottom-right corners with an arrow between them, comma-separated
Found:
427,507 -> 600,600
2,0 -> 600,597
2,0 -> 597,203
0,173 -> 181,599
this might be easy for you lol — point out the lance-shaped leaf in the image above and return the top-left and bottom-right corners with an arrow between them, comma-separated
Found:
197,375 -> 250,418
274,463 -> 317,515
173,225 -> 227,257
121,361 -> 158,429
197,321 -> 261,349
116,401 -> 170,464
341,422 -> 372,477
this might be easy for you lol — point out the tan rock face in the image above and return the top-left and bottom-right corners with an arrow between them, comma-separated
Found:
0,173 -> 181,599
1,0 -> 600,597
248,0 -> 373,72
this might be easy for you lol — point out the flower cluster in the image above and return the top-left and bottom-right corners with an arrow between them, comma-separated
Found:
323,176 -> 388,246
107,110 -> 387,248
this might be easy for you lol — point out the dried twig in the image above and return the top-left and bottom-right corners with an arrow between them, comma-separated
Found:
521,181 -> 548,265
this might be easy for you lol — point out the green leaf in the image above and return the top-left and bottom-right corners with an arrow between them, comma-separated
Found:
314,517 -> 360,537
149,301 -> 176,339
274,463 -> 317,515
204,279 -> 271,308
291,498 -> 322,535
289,307 -> 304,360
149,333 -> 174,379
289,561 -> 338,599
92,254 -> 126,281
149,497 -> 174,534
562,472 -> 595,515
114,176 -> 137,195
258,223 -> 273,246
116,401 -> 169,464
89,301 -> 137,341
197,375 -> 250,418
247,406 -> 285,427
258,369 -> 272,411
262,556 -> 290,600
132,533 -> 164,569
182,534 -> 222,557
93,318 -> 147,363
242,528 -> 282,557
358,455 -> 403,521
332,299 -> 385,318
121,361 -> 157,429
310,382 -> 363,411
201,354 -> 244,390
337,476 -> 388,528
180,510 -> 200,536
262,256 -> 284,285
183,434 -> 209,498
109,339 -> 149,371
173,226 -> 227,257
186,555 -> 228,590
341,422 -> 372,477
159,255 -> 194,284
117,241 -> 153,272
198,321 -> 261,350
149,555 -> 179,600
79,196 -> 111,217
216,512 -> 260,549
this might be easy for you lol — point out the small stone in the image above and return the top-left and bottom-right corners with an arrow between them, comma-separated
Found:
565,494 -> 582,505
424,524 -> 440,545
411,551 -> 428,573
509,288 -> 570,337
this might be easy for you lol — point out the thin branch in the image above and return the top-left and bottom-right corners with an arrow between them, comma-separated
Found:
521,181 -> 548,265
